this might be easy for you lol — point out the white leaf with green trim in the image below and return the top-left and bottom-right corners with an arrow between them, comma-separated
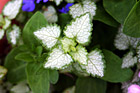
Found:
61,37 -> 76,53
43,6 -> 58,23
3,0 -> 22,19
3,17 -> 11,30
83,49 -> 105,77
122,51 -> 137,68
34,25 -> 61,49
54,0 -> 63,5
44,48 -> 73,69
0,29 -> 4,40
64,13 -> 92,45
69,1 -> 96,18
8,25 -> 20,45
70,46 -> 88,65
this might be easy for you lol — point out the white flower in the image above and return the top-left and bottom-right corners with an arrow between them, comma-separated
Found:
34,25 -> 61,49
70,45 -> 88,65
64,13 -> 92,45
69,1 -> 96,19
10,81 -> 30,93
54,0 -> 63,5
3,17 -> 11,30
0,29 -> 4,40
43,6 -> 58,23
44,48 -> 73,69
8,25 -> 20,45
61,37 -> 76,53
114,25 -> 140,50
3,0 -> 22,19
122,51 -> 137,68
83,49 -> 105,77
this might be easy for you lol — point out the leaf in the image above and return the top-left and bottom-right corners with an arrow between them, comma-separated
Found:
58,14 -> 72,29
4,46 -> 27,83
61,37 -> 76,53
64,13 -> 92,45
94,4 -> 119,27
70,45 -> 88,65
103,0 -> 136,24
26,62 -> 50,93
83,49 -> 105,77
0,29 -> 4,40
137,45 -> 140,63
54,0 -> 63,5
34,24 -> 61,49
65,0 -> 74,3
44,48 -> 73,69
102,49 -> 133,83
6,25 -> 21,45
10,81 -> 30,93
123,1 -> 140,37
49,70 -> 59,84
75,77 -> 107,93
114,26 -> 130,50
3,0 -> 22,19
69,1 -> 96,18
114,25 -> 140,50
3,17 -> 11,30
0,66 -> 7,80
35,46 -> 43,56
23,12 -> 47,48
122,51 -> 137,68
15,52 -> 34,62
72,63 -> 89,77
63,86 -> 75,93
43,5 -> 58,23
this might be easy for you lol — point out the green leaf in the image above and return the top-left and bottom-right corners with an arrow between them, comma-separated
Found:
103,0 -> 136,24
35,46 -> 43,56
49,70 -> 59,84
15,52 -> 34,62
94,4 -> 119,27
26,62 -> 50,93
75,77 -> 107,93
123,1 -> 140,37
23,11 -> 47,47
102,49 -> 133,83
4,46 -> 26,83
58,14 -> 72,29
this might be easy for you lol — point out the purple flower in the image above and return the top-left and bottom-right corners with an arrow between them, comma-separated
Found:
22,0 -> 35,12
59,3 -> 74,13
128,84 -> 140,93
36,0 -> 49,3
